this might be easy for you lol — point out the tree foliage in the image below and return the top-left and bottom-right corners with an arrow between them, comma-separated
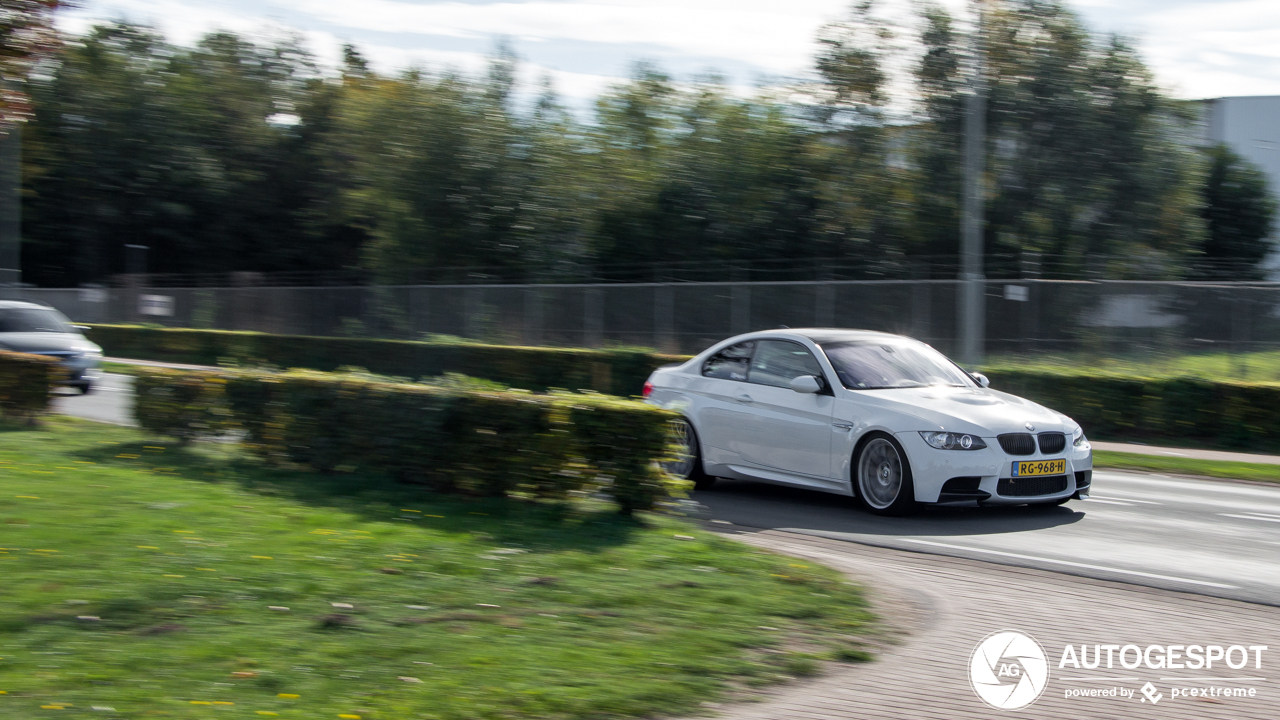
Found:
0,0 -> 67,128
19,1 -> 1259,286
1195,144 -> 1277,279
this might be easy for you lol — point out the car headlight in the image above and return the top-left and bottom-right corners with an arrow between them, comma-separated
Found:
1073,427 -> 1087,447
920,431 -> 987,451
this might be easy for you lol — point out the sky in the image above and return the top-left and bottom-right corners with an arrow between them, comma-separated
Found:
55,0 -> 1280,111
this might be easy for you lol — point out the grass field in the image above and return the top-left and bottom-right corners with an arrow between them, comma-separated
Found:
0,417 -> 876,720
1092,450 -> 1280,484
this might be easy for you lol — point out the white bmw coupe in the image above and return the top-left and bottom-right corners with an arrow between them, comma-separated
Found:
643,329 -> 1092,515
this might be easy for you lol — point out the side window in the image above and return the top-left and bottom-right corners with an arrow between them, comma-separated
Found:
702,341 -> 755,381
748,340 -> 825,389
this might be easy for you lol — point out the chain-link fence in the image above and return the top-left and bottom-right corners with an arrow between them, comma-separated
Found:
6,279 -> 1280,359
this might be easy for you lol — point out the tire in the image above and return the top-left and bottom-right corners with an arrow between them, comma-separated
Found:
666,417 -> 716,491
855,433 -> 916,516
77,382 -> 93,395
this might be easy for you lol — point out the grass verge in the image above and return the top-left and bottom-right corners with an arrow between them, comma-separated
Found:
1092,450 -> 1280,484
0,417 -> 875,719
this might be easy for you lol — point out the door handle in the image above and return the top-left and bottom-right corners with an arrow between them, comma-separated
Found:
735,394 -> 754,403
832,422 -> 853,431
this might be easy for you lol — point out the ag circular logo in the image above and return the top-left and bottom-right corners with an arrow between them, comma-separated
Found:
969,630 -> 1050,710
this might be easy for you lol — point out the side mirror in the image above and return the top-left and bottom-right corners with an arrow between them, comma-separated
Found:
972,372 -> 990,388
789,375 -> 822,394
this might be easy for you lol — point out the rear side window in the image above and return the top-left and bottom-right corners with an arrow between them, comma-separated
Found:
748,340 -> 825,389
702,341 -> 755,381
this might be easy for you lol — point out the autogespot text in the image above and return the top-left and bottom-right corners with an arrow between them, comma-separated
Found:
1058,644 -> 1267,670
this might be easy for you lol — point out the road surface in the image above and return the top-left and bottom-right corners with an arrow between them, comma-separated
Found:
57,372 -> 1280,606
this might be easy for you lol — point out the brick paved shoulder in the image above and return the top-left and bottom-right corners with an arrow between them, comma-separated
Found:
707,528 -> 1280,720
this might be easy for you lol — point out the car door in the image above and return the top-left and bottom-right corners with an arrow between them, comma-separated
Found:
689,340 -> 758,464
736,339 -> 835,480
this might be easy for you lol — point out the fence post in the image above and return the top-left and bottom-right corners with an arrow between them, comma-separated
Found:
815,262 -> 834,328
584,287 -> 603,348
730,267 -> 750,335
465,287 -> 484,339
654,284 -> 675,353
524,286 -> 543,346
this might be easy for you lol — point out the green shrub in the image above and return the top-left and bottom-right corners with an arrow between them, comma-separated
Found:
982,368 -> 1280,451
0,351 -> 61,423
86,324 -> 689,397
133,368 -> 234,444
136,367 -> 678,512
561,393 -> 687,514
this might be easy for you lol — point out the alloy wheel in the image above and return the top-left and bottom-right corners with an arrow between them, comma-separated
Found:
859,437 -> 904,509
665,418 -> 697,478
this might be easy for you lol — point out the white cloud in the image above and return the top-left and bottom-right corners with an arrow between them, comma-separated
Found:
53,0 -> 1280,104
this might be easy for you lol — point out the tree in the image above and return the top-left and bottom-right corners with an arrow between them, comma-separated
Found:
1195,144 -> 1277,279
1,0 -> 68,128
907,0 -> 1206,278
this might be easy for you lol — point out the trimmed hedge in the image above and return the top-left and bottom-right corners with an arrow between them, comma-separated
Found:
86,325 -> 688,397
134,367 -> 683,513
983,368 -> 1280,451
0,351 -> 61,423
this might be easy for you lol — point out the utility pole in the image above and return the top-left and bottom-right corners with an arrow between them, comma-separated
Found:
958,0 -> 987,365
0,124 -> 19,290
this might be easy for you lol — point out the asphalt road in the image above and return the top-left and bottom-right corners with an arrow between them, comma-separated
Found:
56,372 -> 1280,606
53,371 -> 134,426
696,474 -> 1280,606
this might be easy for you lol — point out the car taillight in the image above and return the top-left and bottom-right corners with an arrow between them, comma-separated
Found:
642,381 -> 654,398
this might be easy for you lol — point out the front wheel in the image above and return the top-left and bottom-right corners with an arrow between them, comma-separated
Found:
666,418 -> 715,491
856,434 -> 916,516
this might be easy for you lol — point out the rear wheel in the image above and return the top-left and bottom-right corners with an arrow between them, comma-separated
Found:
856,434 -> 916,515
76,382 -> 93,395
666,418 -> 715,491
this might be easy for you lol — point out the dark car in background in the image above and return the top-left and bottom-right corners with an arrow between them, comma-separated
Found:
0,301 -> 102,393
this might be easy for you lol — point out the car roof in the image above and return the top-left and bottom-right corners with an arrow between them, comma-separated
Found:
742,328 -> 909,345
0,300 -> 53,310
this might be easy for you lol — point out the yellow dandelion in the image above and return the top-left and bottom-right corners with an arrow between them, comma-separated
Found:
425,514 -> 444,518
251,556 -> 273,559
174,530 -> 194,534
339,715 -> 361,719
277,693 -> 299,699
137,546 -> 159,550
163,574 -> 185,578
15,496 -> 39,499
255,713 -> 278,716
401,509 -> 421,513
196,568 -> 216,572
213,701 -> 234,705
190,700 -> 211,705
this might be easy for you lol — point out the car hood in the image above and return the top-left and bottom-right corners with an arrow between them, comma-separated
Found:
0,332 -> 101,355
849,385 -> 1071,436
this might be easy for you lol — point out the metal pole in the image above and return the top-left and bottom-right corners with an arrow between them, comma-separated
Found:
0,124 -> 20,289
958,1 -> 987,365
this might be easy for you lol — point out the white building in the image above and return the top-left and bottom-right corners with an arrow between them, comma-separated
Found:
1200,95 -> 1280,277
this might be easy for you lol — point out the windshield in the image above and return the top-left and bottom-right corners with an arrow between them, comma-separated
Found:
820,339 -> 975,390
0,308 -> 74,334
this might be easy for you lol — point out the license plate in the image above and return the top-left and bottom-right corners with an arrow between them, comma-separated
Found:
1012,459 -> 1065,477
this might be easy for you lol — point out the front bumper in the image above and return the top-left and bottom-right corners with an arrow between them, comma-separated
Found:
32,352 -> 102,385
895,431 -> 1093,505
